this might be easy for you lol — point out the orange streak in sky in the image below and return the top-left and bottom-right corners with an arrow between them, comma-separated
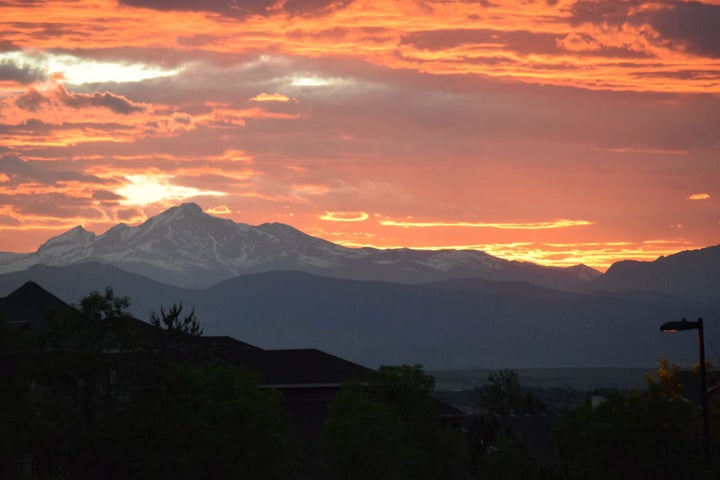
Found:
320,211 -> 370,222
379,219 -> 594,230
331,238 -> 703,271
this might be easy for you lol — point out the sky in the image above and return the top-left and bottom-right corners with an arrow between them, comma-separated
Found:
0,0 -> 718,271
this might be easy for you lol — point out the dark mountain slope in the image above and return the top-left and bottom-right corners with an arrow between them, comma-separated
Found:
1,265 -> 715,369
591,244 -> 720,303
198,271 -> 716,369
0,262 -> 193,321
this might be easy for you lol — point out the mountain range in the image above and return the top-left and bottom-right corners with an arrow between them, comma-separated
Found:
0,203 -> 718,369
0,203 -> 600,290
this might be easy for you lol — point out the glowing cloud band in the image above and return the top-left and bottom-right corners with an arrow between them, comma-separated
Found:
379,219 -> 594,230
320,211 -> 370,222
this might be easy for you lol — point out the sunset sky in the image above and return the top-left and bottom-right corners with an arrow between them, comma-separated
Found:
0,0 -> 718,270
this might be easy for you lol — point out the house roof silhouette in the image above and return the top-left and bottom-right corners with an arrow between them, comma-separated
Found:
1,281 -> 371,388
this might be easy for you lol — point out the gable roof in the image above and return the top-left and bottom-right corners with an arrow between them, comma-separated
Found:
198,336 -> 369,388
0,281 -> 72,330
199,340 -> 370,386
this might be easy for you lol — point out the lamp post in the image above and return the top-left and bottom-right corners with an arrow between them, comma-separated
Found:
659,317 -> 710,463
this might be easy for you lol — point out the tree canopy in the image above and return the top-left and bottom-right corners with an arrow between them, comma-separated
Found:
1,288 -> 298,480
322,364 -> 465,480
556,358 -> 713,480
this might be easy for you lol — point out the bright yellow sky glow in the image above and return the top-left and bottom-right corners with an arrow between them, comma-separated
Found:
290,76 -> 341,87
206,205 -> 232,215
320,211 -> 370,222
249,92 -> 292,102
0,51 -> 182,85
116,175 -> 225,207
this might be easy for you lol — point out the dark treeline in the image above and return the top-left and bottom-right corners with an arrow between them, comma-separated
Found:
0,288 -> 298,480
2,289 -> 719,479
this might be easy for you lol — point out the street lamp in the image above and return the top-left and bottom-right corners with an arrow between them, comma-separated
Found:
659,317 -> 710,463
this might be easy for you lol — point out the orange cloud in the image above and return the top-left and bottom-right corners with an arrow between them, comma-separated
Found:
379,218 -> 594,230
319,211 -> 370,222
0,84 -> 196,147
687,193 -> 711,201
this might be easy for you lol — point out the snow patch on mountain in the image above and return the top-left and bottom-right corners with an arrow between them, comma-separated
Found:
0,203 -> 598,290
416,250 -> 506,272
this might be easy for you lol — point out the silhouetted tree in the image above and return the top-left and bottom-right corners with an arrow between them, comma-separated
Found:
476,369 -> 546,416
467,370 -> 549,480
556,358 -> 706,480
131,363 -> 298,480
150,302 -> 204,363
322,364 -> 465,480
16,289 -> 298,480
0,318 -> 37,479
150,302 -> 202,336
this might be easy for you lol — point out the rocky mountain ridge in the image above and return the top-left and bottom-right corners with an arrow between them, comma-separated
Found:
0,203 -> 600,290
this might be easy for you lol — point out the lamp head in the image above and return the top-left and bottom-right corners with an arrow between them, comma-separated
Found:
660,318 -> 701,332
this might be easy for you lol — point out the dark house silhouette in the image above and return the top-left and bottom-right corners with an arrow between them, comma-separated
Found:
0,281 -> 371,443
197,335 -> 371,440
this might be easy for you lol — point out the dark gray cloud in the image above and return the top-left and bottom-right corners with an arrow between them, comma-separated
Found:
82,52 -> 720,156
14,89 -> 49,111
93,190 -> 123,202
0,60 -> 46,84
0,119 -> 53,136
631,69 -> 720,80
59,89 -> 146,114
13,86 -> 146,114
119,0 -> 352,17
119,0 -> 271,17
177,34 -> 223,47
648,2 -> 720,57
7,22 -> 107,41
116,207 -> 143,221
282,0 -> 353,16
401,28 -> 650,58
0,120 -> 135,142
569,0 -> 640,26
570,1 -> 720,57
401,29 -> 560,55
0,40 -> 19,52
9,193 -> 105,219
0,154 -> 107,186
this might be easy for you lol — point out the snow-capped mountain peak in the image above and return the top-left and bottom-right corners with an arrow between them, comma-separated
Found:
0,204 -> 597,290
37,225 -> 96,252
150,202 -> 205,223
